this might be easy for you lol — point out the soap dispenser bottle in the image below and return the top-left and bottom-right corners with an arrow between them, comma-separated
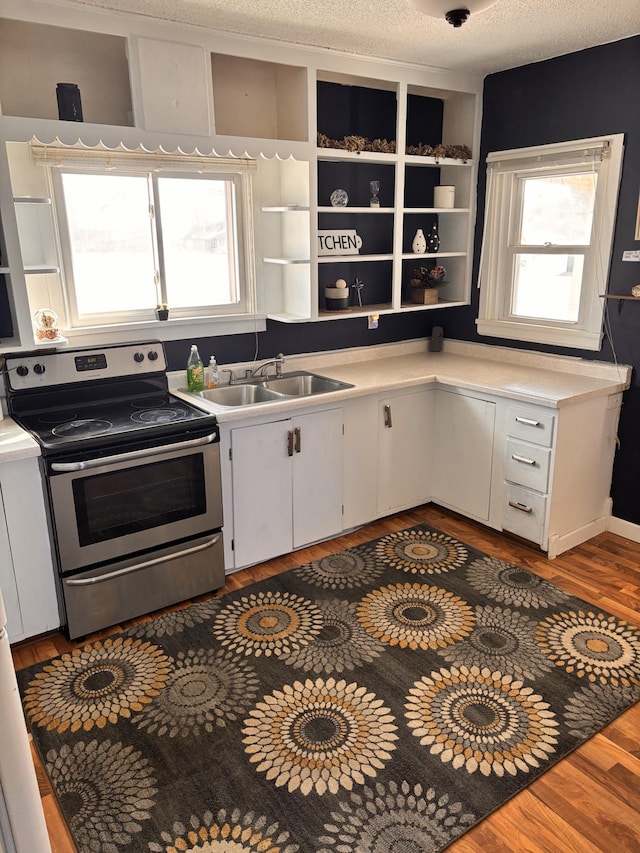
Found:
187,345 -> 204,392
207,356 -> 220,389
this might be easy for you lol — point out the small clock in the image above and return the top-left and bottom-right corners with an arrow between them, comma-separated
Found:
330,188 -> 349,207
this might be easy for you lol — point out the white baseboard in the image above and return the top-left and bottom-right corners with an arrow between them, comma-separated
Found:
547,515 -> 609,559
607,515 -> 640,544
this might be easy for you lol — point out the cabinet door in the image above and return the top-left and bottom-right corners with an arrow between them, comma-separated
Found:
0,485 -> 23,641
292,408 -> 343,548
231,419 -> 293,568
377,389 -> 434,515
432,390 -> 496,521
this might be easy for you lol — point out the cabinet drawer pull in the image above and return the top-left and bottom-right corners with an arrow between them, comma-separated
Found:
287,430 -> 294,457
384,404 -> 393,428
508,500 -> 533,514
514,416 -> 541,427
294,426 -> 301,453
511,453 -> 536,466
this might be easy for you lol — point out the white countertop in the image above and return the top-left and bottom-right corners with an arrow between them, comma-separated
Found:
170,340 -> 632,423
0,417 -> 40,463
0,339 -> 631,457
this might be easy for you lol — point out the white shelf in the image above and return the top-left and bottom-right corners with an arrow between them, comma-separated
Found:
24,265 -> 60,274
0,266 -> 10,274
13,197 -> 51,205
263,257 -> 310,265
404,207 -> 470,214
261,205 -> 310,212
404,155 -> 474,168
401,252 -> 466,260
318,254 -> 394,264
317,149 -> 398,164
318,206 -> 394,214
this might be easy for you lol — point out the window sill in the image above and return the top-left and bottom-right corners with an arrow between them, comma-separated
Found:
476,318 -> 602,351
58,314 -> 267,347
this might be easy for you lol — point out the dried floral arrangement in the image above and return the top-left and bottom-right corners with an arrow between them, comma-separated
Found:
317,133 -> 471,161
405,142 -> 472,161
317,133 -> 396,153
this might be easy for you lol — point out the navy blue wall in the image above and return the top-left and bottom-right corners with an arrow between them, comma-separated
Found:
444,35 -> 640,524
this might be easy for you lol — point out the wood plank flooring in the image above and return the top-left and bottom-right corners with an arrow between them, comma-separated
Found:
11,505 -> 640,852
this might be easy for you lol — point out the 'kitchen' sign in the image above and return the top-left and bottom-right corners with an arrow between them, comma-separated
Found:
318,230 -> 363,256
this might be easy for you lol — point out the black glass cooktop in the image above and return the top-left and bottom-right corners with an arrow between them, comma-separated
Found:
13,393 -> 216,453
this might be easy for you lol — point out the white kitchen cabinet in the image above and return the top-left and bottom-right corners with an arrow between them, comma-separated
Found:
128,37 -> 213,136
230,407 -> 343,569
0,488 -> 23,640
432,389 -> 496,521
342,396 -> 379,530
377,388 -> 434,515
0,457 -> 59,642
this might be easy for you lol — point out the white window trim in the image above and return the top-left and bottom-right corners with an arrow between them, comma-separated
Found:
29,141 -> 266,341
477,134 -> 624,350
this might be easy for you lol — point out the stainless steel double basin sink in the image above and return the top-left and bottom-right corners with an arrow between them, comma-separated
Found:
192,371 -> 353,408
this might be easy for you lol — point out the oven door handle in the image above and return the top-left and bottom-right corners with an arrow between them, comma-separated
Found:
50,432 -> 218,472
64,533 -> 221,586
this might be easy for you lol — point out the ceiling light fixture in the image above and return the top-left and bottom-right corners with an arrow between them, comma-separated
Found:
409,0 -> 499,27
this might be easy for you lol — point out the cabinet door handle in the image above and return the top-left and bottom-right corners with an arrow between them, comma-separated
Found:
515,416 -> 541,427
384,404 -> 393,428
508,500 -> 533,514
287,430 -> 294,457
294,426 -> 301,453
511,453 -> 536,466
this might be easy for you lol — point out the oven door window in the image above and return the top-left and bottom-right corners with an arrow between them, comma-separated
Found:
73,454 -> 206,545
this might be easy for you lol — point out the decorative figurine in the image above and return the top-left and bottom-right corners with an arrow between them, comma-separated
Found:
352,278 -> 365,307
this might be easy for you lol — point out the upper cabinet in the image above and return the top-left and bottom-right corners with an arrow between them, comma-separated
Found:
0,19 -> 133,127
211,55 -> 308,142
0,1 -> 480,346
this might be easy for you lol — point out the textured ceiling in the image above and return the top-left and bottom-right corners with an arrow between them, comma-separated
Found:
61,0 -> 638,75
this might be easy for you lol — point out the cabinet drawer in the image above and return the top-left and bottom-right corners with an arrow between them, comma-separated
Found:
503,484 -> 546,545
507,406 -> 555,447
505,439 -> 551,492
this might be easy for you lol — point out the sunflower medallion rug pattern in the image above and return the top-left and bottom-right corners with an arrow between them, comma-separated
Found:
18,525 -> 640,852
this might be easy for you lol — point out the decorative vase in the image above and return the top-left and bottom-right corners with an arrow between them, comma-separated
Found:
56,83 -> 83,122
412,228 -> 427,254
426,222 -> 440,253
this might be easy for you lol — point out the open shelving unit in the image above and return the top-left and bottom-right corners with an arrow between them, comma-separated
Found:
0,1 -> 482,344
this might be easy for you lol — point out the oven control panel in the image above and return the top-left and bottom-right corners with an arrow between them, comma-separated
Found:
4,342 -> 167,391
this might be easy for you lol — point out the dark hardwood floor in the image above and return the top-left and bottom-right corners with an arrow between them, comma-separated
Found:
12,505 -> 640,852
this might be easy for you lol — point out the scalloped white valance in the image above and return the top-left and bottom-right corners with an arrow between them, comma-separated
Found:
30,139 -> 257,172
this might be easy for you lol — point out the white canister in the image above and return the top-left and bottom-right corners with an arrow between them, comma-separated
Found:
434,185 -> 455,209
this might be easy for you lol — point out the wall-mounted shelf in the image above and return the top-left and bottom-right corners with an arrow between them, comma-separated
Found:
319,254 -> 394,264
600,293 -> 640,313
264,257 -> 310,265
318,206 -> 394,214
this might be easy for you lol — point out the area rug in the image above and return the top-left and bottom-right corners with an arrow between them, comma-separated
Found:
18,525 -> 640,853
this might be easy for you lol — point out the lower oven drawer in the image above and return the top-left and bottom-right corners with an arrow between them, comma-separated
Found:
62,531 -> 224,639
502,484 -> 547,546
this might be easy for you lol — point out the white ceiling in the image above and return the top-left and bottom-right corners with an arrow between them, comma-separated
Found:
62,0 -> 639,76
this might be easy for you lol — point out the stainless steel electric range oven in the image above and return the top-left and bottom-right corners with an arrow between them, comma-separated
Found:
4,341 -> 224,639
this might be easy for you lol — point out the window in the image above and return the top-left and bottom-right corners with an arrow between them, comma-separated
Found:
32,144 -> 257,332
477,135 -> 624,350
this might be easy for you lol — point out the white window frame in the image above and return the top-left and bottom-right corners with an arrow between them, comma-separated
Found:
30,142 -> 263,342
477,134 -> 624,350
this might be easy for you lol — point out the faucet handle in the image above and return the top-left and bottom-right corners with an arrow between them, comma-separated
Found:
275,353 -> 285,376
220,368 -> 238,385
